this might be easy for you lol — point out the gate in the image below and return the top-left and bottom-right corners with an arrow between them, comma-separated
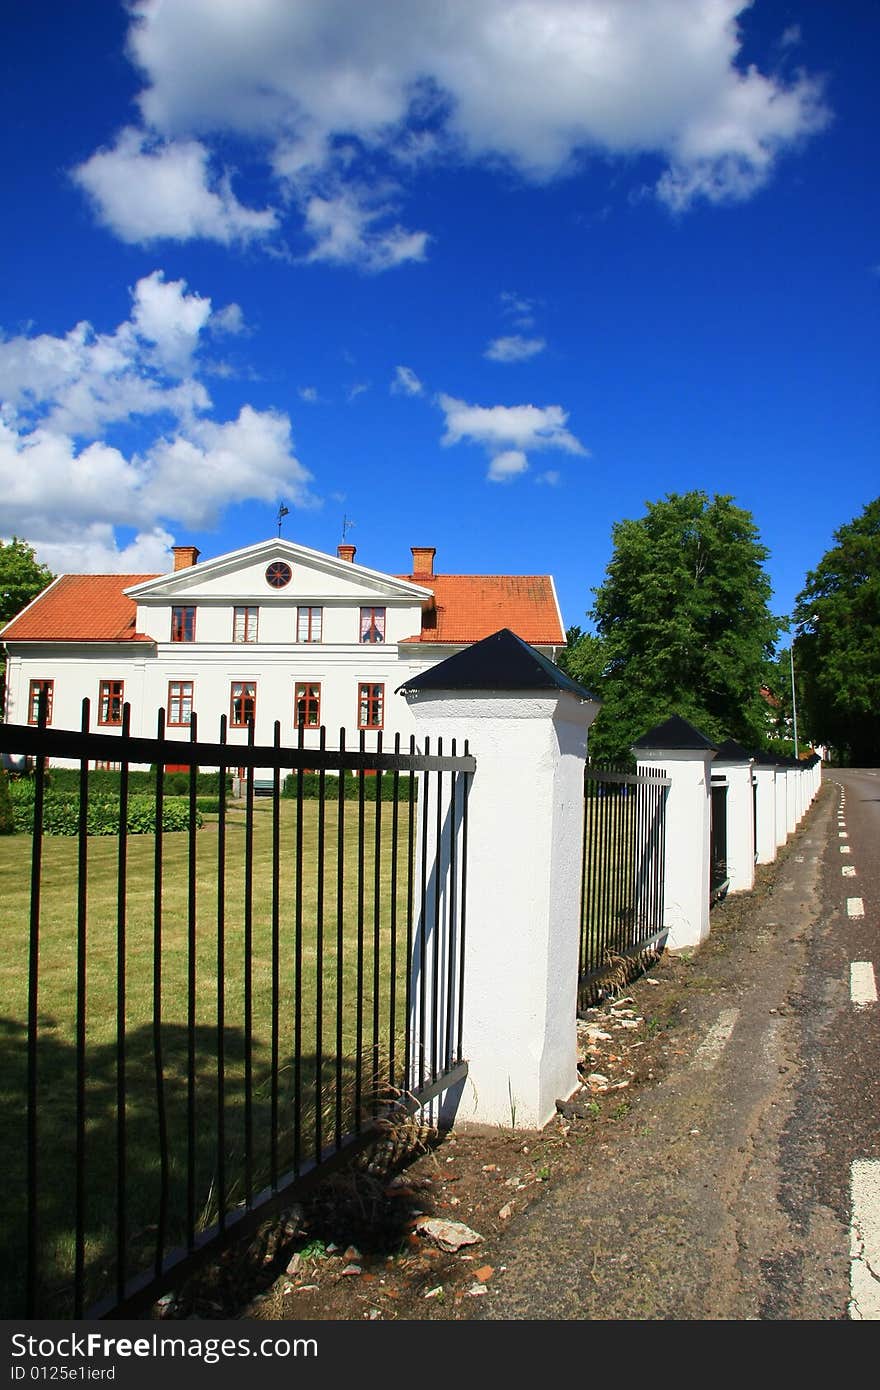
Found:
710,775 -> 729,904
0,705 -> 473,1318
579,764 -> 669,1007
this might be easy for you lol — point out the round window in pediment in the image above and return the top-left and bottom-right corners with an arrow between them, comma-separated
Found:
265,561 -> 292,589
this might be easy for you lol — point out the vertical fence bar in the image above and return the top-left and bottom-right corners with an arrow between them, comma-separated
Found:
115,704 -> 130,1303
355,730 -> 366,1130
73,698 -> 90,1316
335,728 -> 346,1150
388,735 -> 400,1088
456,743 -> 470,1066
270,722 -> 281,1190
404,736 -> 416,1091
26,696 -> 47,1314
372,732 -> 383,1116
243,719 -> 255,1206
186,711 -> 198,1251
314,726 -> 327,1163
431,742 -> 443,1081
418,737 -> 430,1092
444,742 -> 458,1073
216,717 -> 228,1232
153,709 -> 169,1281
293,721 -> 304,1172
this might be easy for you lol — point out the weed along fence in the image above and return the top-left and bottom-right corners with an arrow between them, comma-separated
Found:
0,704 -> 473,1318
578,764 -> 669,1007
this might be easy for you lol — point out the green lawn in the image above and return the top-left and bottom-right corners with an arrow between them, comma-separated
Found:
0,797 -> 416,1316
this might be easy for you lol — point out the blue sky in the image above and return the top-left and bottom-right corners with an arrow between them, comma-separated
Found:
1,1 -> 877,636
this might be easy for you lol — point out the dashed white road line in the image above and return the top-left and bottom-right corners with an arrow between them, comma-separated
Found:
840,845 -> 852,854
692,1008 -> 740,1071
850,962 -> 878,1007
847,898 -> 865,918
851,1160 -> 880,1319
842,865 -> 857,878
839,831 -> 849,839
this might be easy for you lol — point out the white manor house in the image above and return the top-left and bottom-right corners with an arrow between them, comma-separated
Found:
1,537 -> 565,766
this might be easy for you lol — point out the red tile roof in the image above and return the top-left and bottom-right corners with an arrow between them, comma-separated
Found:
0,575 -> 158,643
1,570 -> 564,648
397,574 -> 564,646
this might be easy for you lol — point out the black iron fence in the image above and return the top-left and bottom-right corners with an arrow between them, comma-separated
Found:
0,703 -> 473,1318
579,764 -> 669,1007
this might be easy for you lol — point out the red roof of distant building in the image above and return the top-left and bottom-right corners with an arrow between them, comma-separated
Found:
0,575 -> 158,643
397,573 -> 564,646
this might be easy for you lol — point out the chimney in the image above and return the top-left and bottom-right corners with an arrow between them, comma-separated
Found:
172,546 -> 200,571
337,543 -> 357,563
410,546 -> 436,578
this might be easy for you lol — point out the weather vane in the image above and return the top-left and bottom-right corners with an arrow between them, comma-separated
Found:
277,502 -> 289,536
342,513 -> 355,541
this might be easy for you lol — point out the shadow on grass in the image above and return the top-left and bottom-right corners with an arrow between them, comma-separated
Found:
0,1015 -> 382,1317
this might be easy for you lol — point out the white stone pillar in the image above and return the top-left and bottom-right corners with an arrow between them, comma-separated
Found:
752,762 -> 777,864
774,761 -> 788,847
785,766 -> 797,836
633,718 -> 716,952
713,743 -> 755,892
404,684 -> 598,1130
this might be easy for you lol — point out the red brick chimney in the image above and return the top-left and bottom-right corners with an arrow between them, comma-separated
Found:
337,543 -> 357,563
172,546 -> 200,571
410,546 -> 436,578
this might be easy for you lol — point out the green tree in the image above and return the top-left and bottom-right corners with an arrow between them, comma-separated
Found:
575,492 -> 780,761
0,537 -> 54,625
794,498 -> 880,765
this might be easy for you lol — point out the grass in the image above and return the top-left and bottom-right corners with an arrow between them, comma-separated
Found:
0,796 -> 417,1316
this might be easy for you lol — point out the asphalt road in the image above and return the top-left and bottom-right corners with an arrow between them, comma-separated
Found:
464,770 -> 880,1320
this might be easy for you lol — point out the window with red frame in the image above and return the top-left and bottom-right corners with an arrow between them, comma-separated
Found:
171,606 -> 196,642
359,607 -> 385,643
230,681 -> 256,728
357,682 -> 384,729
297,606 -> 323,643
167,680 -> 194,727
294,682 -> 321,729
233,607 -> 259,643
98,680 -> 124,726
28,679 -> 53,725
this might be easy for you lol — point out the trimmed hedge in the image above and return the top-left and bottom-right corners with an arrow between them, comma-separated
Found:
44,768 -> 230,797
9,783 -> 202,836
281,771 -> 417,801
0,771 -> 13,835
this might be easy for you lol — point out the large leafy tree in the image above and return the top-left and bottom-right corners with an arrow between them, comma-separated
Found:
0,537 -> 54,626
794,498 -> 880,765
566,492 -> 780,761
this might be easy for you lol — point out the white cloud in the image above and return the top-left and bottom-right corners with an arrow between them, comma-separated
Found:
438,392 -> 587,482
26,524 -> 176,577
298,386 -> 319,403
73,128 -> 277,245
485,335 -> 546,363
488,449 -> 529,482
143,406 -> 314,526
347,381 -> 369,402
0,273 -> 316,559
535,469 -> 561,486
303,190 -> 428,272
391,365 -> 424,396
102,0 -> 829,234
0,271 -> 222,437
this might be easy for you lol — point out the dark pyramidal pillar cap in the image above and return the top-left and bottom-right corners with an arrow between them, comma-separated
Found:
397,627 -> 598,700
714,737 -> 753,761
633,713 -> 718,751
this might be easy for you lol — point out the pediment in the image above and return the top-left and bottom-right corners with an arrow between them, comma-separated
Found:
125,539 -> 432,605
